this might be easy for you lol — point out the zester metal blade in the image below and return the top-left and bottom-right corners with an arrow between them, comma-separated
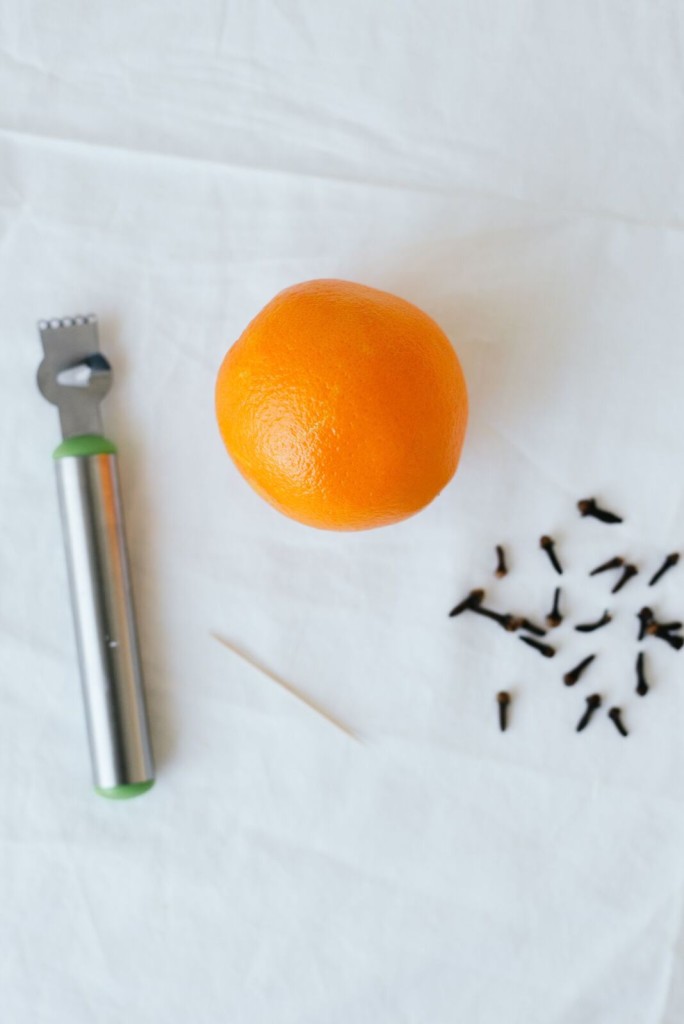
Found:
37,315 -> 112,438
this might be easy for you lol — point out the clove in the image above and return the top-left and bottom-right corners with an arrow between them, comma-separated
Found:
637,606 -> 653,641
651,618 -> 679,634
518,618 -> 547,637
575,610 -> 612,633
612,564 -> 638,594
649,552 -> 679,587
497,691 -> 511,732
577,498 -> 623,524
540,535 -> 563,575
636,651 -> 649,697
495,545 -> 508,579
471,604 -> 521,632
589,555 -> 624,576
608,707 -> 629,737
576,694 -> 601,732
546,587 -> 562,628
564,654 -> 596,687
449,589 -> 484,617
646,623 -> 684,651
519,635 -> 556,658
645,614 -> 682,636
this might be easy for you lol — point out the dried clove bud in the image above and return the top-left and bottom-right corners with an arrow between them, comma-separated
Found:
612,564 -> 638,594
563,654 -> 596,687
646,624 -> 684,651
576,694 -> 601,732
546,587 -> 562,628
608,707 -> 629,737
575,610 -> 612,633
540,535 -> 563,575
636,651 -> 649,697
497,691 -> 511,732
518,618 -> 547,637
649,552 -> 679,587
637,607 -> 654,641
577,498 -> 623,524
471,604 -> 521,632
519,635 -> 556,658
495,545 -> 508,579
449,589 -> 485,617
589,555 -> 624,576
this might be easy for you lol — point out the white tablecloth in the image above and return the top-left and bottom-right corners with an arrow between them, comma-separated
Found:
2,3 -> 684,1021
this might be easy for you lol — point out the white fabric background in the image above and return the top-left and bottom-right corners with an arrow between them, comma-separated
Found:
2,2 -> 684,1021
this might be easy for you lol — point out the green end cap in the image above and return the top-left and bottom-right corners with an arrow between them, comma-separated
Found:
96,780 -> 155,800
53,434 -> 118,459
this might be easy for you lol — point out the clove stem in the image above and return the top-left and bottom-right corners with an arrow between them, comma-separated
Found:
636,651 -> 649,696
646,624 -> 684,651
518,618 -> 547,637
576,694 -> 601,732
519,635 -> 556,658
497,691 -> 511,732
649,552 -> 679,587
637,607 -> 653,641
546,587 -> 562,628
589,555 -> 624,576
575,610 -> 611,633
608,707 -> 629,737
449,589 -> 484,617
540,535 -> 563,575
612,564 -> 638,594
564,654 -> 596,687
578,498 -> 623,524
471,604 -> 521,632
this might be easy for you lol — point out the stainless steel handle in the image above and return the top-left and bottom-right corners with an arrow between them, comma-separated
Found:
55,453 -> 155,795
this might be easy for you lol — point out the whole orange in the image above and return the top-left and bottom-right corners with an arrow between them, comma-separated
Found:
215,280 -> 468,531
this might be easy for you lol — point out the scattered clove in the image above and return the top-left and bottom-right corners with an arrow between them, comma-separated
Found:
519,635 -> 556,658
497,691 -> 511,732
649,552 -> 679,587
608,707 -> 629,737
646,624 -> 684,651
471,604 -> 521,632
576,694 -> 601,732
656,620 -> 682,632
637,607 -> 653,641
636,651 -> 649,697
645,615 -> 682,636
589,555 -> 624,576
575,610 -> 612,633
518,618 -> 547,637
540,535 -> 563,575
546,587 -> 562,628
564,654 -> 596,687
449,589 -> 484,617
577,498 -> 623,524
452,508 -> 679,740
612,564 -> 638,594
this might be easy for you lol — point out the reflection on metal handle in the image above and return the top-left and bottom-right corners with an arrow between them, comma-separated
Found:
56,454 -> 154,791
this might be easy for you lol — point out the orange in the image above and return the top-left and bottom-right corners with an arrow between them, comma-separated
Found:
215,279 -> 468,531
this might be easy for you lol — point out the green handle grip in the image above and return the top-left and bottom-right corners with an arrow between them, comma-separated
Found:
53,434 -> 118,459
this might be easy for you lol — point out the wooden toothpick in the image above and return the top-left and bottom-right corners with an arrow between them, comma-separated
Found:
210,632 -> 358,740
